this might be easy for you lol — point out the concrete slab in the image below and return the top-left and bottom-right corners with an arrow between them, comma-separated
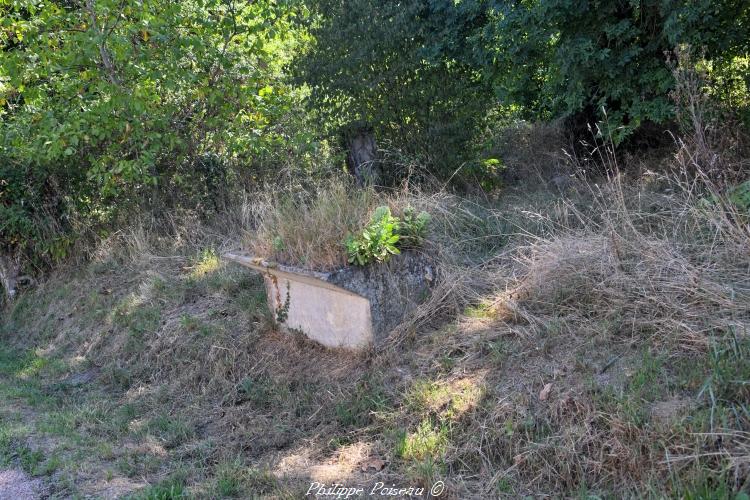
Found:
224,251 -> 434,349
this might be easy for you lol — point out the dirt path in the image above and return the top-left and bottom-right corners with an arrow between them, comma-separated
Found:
0,469 -> 42,499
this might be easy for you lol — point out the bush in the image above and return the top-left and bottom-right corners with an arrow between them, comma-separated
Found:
343,206 -> 430,266
345,206 -> 402,266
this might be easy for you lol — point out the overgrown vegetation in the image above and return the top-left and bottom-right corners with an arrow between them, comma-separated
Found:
1,0 -> 750,498
2,155 -> 750,496
3,0 -> 750,286
342,206 -> 430,266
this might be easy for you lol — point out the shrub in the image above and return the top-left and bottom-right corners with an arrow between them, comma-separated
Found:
343,205 -> 432,266
345,206 -> 402,266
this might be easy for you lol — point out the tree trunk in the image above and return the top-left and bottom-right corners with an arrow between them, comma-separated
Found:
0,251 -> 21,303
346,129 -> 381,186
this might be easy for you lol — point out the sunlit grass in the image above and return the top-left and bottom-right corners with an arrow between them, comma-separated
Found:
405,377 -> 483,420
396,419 -> 449,462
191,249 -> 221,279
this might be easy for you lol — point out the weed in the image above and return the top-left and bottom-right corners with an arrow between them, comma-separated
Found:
114,295 -> 162,351
590,351 -> 667,425
237,375 -> 276,407
464,301 -> 497,320
16,444 -> 45,475
147,415 -> 193,449
179,314 -> 214,336
406,378 -> 482,421
191,249 -> 221,279
408,456 -> 443,489
130,475 -> 187,500
116,450 -> 163,478
486,339 -> 509,365
215,461 -> 244,497
345,206 -> 402,266
396,419 -> 449,462
246,468 -> 279,496
335,379 -> 389,427
704,330 -> 750,405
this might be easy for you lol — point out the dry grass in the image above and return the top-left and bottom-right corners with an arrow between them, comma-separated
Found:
243,178 -> 510,273
2,153 -> 750,497
3,48 -> 750,496
480,119 -> 568,184
245,181 -> 377,270
455,177 -> 749,491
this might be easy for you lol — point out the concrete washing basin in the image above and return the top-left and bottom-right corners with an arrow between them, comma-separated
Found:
224,251 -> 434,349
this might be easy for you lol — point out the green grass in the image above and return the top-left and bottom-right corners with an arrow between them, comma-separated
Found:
179,314 -> 215,337
129,476 -> 187,500
146,415 -> 194,449
589,350 -> 668,425
395,418 -> 449,462
237,375 -> 278,407
215,462 -> 244,497
463,301 -> 497,319
120,305 -> 162,352
485,338 -> 510,365
334,378 -> 389,427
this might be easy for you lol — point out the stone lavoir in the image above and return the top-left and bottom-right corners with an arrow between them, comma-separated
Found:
224,251 -> 435,349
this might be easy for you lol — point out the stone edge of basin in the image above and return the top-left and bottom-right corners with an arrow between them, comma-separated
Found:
223,251 -> 332,281
223,250 -> 436,345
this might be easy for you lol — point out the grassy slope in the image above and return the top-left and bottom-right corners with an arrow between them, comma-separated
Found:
1,181 -> 749,499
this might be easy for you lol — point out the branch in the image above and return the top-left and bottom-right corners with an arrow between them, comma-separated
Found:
85,0 -> 121,86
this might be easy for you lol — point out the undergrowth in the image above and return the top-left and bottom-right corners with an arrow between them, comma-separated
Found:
1,161 -> 749,497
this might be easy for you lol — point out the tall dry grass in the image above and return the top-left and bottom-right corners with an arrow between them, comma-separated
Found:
242,179 -> 510,273
244,181 -> 377,270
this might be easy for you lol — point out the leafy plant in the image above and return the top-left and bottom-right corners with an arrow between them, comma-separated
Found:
345,206 -> 401,266
729,180 -> 750,212
345,206 -> 431,266
0,0 -> 309,278
399,208 -> 431,248
296,0 -> 496,177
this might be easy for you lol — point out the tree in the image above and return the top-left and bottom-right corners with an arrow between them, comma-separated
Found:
489,0 -> 750,143
296,0 -> 497,180
0,0 -> 305,300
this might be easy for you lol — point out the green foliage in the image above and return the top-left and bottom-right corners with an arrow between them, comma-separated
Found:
335,379 -> 389,427
395,418 -> 449,461
345,206 -> 401,266
301,0 -> 750,156
275,281 -> 291,323
345,205 -> 431,266
399,208 -> 431,249
490,0 -> 750,142
237,375 -> 276,407
728,180 -> 750,212
696,180 -> 750,216
1,0 -> 749,284
703,330 -> 750,405
0,0 -> 310,269
297,0 -> 496,175
130,476 -> 186,500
